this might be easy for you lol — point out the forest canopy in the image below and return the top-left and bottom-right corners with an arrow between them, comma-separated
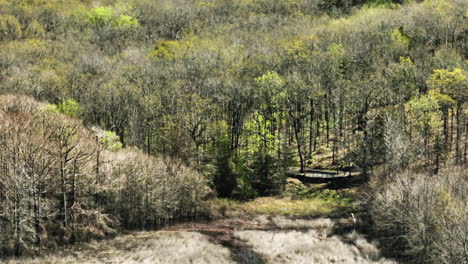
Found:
0,0 -> 466,196
0,0 -> 466,203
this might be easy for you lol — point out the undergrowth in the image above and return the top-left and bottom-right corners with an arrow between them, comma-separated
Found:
217,180 -> 358,218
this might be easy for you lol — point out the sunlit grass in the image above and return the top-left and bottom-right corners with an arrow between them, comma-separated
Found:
219,181 -> 358,217
247,196 -> 354,217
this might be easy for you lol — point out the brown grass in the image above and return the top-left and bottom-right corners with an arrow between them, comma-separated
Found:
235,229 -> 396,264
3,231 -> 234,264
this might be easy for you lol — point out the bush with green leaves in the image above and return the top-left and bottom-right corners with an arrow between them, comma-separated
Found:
87,6 -> 138,30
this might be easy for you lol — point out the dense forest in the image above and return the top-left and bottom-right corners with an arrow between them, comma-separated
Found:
0,0 -> 467,263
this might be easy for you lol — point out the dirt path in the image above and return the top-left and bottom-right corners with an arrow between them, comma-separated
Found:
164,219 -> 266,263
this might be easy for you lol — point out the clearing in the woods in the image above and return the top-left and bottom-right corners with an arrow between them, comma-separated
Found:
3,177 -> 396,264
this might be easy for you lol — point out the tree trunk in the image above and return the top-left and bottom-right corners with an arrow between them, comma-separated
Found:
450,107 -> 454,150
60,156 -> 67,227
33,174 -> 41,246
325,95 -> 330,147
443,107 -> 448,149
308,99 -> 314,160
290,113 -> 305,173
434,134 -> 441,174
464,120 -> 467,165
455,104 -> 461,164
315,114 -> 320,152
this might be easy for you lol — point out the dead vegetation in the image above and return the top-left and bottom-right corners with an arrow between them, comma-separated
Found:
368,166 -> 468,263
2,231 -> 234,264
235,229 -> 396,264
0,95 -> 209,256
2,217 -> 397,264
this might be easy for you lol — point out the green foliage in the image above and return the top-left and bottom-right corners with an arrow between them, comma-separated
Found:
25,21 -> 45,38
254,71 -> 285,90
327,43 -> 347,76
245,113 -> 276,153
231,157 -> 258,200
289,185 -> 355,210
390,27 -> 411,48
386,56 -> 418,103
250,71 -> 285,153
150,40 -> 191,61
44,103 -> 59,113
43,99 -> 82,119
430,90 -> 455,109
406,93 -> 442,134
57,99 -> 81,118
0,14 -> 22,41
250,151 -> 282,195
88,6 -> 115,26
212,137 -> 237,198
112,14 -> 139,30
327,43 -> 346,58
225,183 -> 358,217
428,68 -> 467,104
279,35 -> 316,60
99,130 -> 123,151
87,6 -> 139,30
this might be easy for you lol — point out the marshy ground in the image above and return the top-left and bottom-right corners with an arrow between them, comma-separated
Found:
3,216 -> 395,264
2,179 -> 397,264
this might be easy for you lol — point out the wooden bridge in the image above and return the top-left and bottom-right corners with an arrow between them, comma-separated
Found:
286,168 -> 362,184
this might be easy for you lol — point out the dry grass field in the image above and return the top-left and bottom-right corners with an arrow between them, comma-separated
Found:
235,229 -> 396,264
2,231 -> 234,264
2,217 -> 396,264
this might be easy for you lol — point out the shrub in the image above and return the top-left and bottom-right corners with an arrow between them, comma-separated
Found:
0,15 -> 22,41
367,167 -> 468,263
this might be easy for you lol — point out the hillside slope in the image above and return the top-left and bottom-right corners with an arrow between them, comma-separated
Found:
0,95 -> 209,256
